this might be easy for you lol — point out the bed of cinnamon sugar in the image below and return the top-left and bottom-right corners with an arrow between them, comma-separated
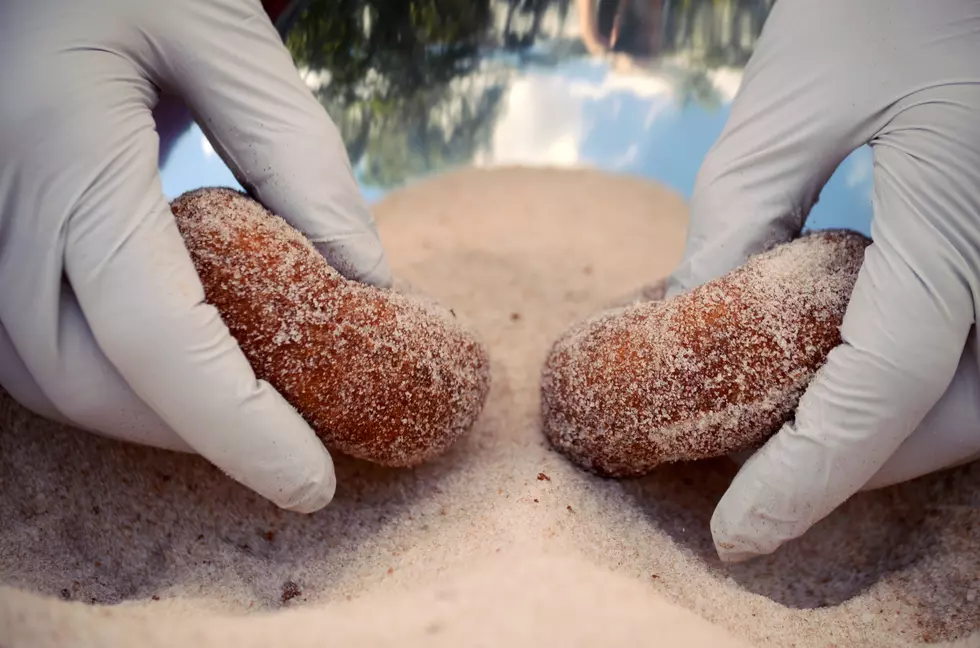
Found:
1,168 -> 979,648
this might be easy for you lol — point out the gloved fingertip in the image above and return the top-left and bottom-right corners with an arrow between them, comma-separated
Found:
279,444 -> 336,514
360,258 -> 393,290
714,543 -> 760,565
312,240 -> 393,289
710,503 -> 769,564
663,273 -> 688,300
348,251 -> 394,290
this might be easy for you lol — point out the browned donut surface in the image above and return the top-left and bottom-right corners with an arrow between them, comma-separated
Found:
171,187 -> 491,467
541,230 -> 871,478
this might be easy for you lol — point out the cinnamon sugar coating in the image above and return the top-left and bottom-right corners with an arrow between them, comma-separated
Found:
541,230 -> 871,477
171,187 -> 491,467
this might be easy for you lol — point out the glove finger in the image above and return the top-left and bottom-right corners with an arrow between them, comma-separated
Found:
149,0 -> 390,287
710,87 -> 980,562
63,114 -> 336,513
666,0 -> 885,298
864,329 -> 980,490
56,286 -> 195,452
0,322 -> 68,426
726,331 -> 980,491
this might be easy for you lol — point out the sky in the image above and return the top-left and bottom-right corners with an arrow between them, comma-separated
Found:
159,53 -> 875,237
161,127 -> 241,198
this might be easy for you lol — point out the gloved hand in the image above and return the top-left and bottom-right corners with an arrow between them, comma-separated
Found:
665,0 -> 980,562
0,0 -> 391,513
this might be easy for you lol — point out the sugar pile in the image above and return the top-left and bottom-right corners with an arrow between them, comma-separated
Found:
1,168 -> 979,647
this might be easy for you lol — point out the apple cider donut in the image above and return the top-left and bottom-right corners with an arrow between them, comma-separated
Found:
171,187 -> 491,468
541,230 -> 871,477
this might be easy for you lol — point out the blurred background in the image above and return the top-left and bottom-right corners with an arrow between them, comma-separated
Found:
159,0 -> 874,235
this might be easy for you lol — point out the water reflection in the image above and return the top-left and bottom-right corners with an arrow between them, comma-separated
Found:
159,0 -> 873,234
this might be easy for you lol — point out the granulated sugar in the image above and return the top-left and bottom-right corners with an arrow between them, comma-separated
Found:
1,168 -> 979,648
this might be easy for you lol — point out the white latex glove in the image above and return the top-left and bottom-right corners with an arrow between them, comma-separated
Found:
665,0 -> 980,562
0,0 -> 392,513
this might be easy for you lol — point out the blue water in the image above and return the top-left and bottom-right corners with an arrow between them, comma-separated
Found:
159,1 -> 874,237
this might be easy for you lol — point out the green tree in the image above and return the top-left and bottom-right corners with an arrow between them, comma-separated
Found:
286,0 -> 512,188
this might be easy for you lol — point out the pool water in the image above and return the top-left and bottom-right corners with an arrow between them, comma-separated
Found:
159,0 -> 874,236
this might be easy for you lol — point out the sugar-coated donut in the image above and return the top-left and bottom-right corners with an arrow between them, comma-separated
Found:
541,230 -> 871,478
171,187 -> 491,467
